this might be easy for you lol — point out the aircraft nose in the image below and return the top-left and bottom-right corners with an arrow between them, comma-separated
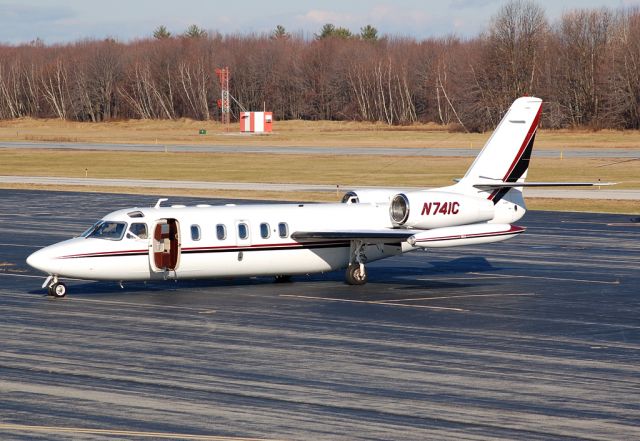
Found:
26,248 -> 59,274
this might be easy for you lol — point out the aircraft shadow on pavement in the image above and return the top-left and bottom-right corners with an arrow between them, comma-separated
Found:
26,257 -> 501,296
413,256 -> 496,275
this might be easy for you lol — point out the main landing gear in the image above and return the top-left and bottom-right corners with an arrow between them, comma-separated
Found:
345,263 -> 367,285
44,276 -> 67,298
345,240 -> 368,285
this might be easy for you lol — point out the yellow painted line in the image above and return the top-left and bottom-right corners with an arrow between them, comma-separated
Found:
467,272 -> 620,285
0,423 -> 281,440
382,293 -> 536,302
279,294 -> 467,312
198,309 -> 217,314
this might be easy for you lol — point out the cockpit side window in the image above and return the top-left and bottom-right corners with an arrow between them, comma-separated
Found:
80,221 -> 101,238
127,223 -> 148,240
86,221 -> 127,240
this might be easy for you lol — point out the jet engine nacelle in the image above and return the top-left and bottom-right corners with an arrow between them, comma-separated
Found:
341,189 -> 401,204
390,191 -> 495,229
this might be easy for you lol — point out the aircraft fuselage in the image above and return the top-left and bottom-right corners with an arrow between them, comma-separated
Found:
27,202 -> 407,282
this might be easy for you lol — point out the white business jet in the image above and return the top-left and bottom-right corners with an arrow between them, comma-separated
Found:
27,97 -> 606,297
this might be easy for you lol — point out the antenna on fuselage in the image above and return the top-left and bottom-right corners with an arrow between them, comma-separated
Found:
154,198 -> 168,209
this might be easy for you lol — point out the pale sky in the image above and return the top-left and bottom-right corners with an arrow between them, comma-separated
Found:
0,0 -> 638,44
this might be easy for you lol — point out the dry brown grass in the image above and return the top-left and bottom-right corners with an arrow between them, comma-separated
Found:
1,118 -> 638,214
1,149 -> 637,189
2,117 -> 640,149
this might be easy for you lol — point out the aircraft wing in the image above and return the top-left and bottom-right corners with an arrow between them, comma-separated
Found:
291,229 -> 415,243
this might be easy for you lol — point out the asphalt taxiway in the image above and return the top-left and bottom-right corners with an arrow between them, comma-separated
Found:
0,190 -> 639,440
1,140 -> 639,158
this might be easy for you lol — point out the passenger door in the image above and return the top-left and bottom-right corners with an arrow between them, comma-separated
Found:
150,218 -> 181,273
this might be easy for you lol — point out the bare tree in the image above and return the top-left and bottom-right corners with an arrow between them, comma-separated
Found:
469,0 -> 548,130
554,8 -> 613,127
0,5 -> 639,131
41,58 -> 69,119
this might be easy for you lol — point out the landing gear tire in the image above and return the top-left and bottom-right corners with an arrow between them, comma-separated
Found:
48,282 -> 67,298
345,264 -> 367,285
274,275 -> 292,283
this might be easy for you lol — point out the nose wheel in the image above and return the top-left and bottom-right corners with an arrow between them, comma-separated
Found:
45,277 -> 67,298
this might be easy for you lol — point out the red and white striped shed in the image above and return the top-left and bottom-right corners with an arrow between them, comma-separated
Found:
240,111 -> 273,133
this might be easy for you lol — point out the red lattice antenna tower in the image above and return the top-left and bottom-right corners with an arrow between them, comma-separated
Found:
215,67 -> 230,130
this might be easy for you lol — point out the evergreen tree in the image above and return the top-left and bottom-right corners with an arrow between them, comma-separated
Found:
316,23 -> 336,39
184,24 -> 207,38
153,25 -> 171,39
271,24 -> 290,40
316,23 -> 352,39
334,27 -> 353,38
360,24 -> 378,41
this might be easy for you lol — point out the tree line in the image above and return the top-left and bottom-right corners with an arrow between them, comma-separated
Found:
1,1 -> 640,131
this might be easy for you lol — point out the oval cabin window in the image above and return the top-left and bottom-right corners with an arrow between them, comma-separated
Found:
191,225 -> 201,241
216,224 -> 227,240
278,222 -> 288,238
260,223 -> 270,239
238,223 -> 248,240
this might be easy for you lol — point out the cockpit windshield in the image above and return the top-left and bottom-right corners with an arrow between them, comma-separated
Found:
82,221 -> 127,240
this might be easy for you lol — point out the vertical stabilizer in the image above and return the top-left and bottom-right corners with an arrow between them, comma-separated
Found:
460,97 -> 542,204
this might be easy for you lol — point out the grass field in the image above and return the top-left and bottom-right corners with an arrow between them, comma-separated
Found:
2,117 -> 640,149
1,149 -> 637,188
1,148 -> 638,214
0,118 -> 638,214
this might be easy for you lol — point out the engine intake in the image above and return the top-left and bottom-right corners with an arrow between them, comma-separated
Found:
390,193 -> 410,224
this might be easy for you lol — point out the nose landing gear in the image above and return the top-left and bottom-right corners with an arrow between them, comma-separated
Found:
44,276 -> 67,298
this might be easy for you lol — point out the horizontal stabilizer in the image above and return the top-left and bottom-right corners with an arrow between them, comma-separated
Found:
473,181 -> 617,190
